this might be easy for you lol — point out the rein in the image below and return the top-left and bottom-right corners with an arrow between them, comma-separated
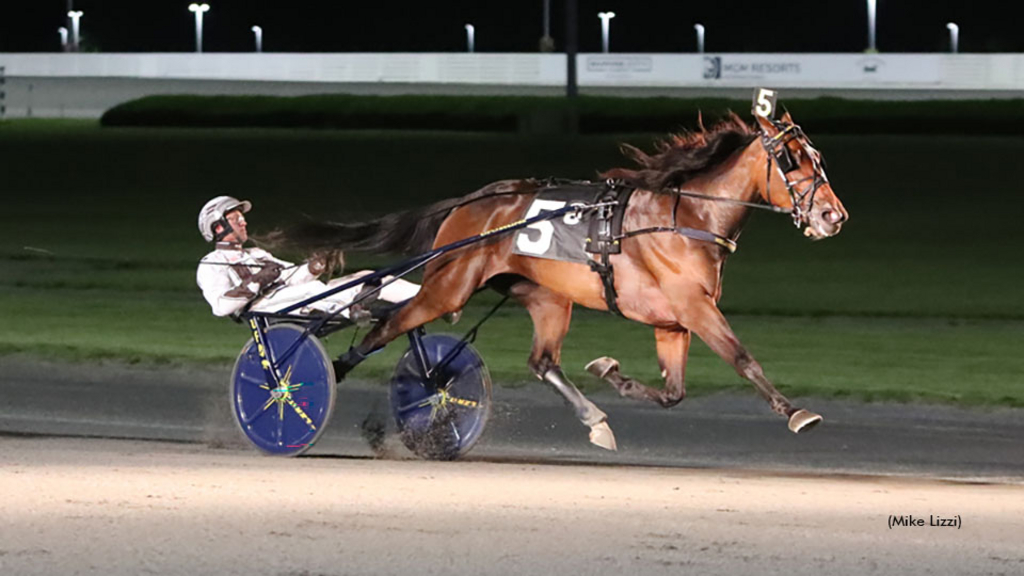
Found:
615,121 -> 829,254
618,192 -> 738,253
619,225 -> 738,253
669,188 -> 791,214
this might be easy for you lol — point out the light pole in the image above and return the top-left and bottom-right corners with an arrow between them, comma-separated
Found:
946,22 -> 959,53
465,24 -> 475,53
67,10 -> 82,52
65,0 -> 74,50
694,23 -> 705,54
540,0 -> 554,52
188,3 -> 210,53
597,11 -> 615,53
58,27 -> 69,52
866,0 -> 877,52
567,0 -> 578,99
251,25 -> 263,52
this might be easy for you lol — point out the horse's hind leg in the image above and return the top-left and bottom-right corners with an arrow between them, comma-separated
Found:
334,257 -> 482,378
586,326 -> 691,408
510,282 -> 617,451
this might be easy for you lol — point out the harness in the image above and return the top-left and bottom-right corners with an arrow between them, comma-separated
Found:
579,121 -> 829,316
582,180 -> 737,317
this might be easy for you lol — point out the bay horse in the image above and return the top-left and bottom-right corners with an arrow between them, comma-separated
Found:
277,106 -> 848,450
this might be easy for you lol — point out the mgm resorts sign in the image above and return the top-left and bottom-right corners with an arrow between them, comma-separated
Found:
703,56 -> 801,80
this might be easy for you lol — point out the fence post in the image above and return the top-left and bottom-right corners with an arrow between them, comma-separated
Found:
0,66 -> 6,119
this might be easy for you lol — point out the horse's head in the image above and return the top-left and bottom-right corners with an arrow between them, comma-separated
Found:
752,102 -> 848,239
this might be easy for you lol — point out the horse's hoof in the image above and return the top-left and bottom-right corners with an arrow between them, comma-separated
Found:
585,356 -> 620,379
788,409 -> 823,433
589,421 -> 618,451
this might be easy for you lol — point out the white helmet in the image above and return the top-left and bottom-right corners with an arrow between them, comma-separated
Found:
198,196 -> 252,242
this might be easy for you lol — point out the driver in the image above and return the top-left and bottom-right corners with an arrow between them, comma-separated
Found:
196,196 -> 420,319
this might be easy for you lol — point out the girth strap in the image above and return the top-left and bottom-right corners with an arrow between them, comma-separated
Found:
588,255 -> 621,316
584,182 -> 635,317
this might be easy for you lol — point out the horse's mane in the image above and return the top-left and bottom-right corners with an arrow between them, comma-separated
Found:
601,112 -> 756,192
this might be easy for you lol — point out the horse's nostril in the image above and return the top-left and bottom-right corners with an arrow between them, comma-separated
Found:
822,209 -> 842,224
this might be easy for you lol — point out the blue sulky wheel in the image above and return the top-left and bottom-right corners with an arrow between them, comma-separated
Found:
390,333 -> 492,461
230,323 -> 336,456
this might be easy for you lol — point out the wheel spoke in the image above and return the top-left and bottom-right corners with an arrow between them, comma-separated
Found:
429,403 -> 448,424
293,344 -> 310,369
280,364 -> 294,386
241,399 -> 273,425
241,373 -> 267,386
444,367 -> 475,392
397,394 -> 440,415
277,345 -> 307,378
276,406 -> 285,445
450,421 -> 462,443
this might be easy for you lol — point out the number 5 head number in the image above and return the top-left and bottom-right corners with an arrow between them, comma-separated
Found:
752,87 -> 779,120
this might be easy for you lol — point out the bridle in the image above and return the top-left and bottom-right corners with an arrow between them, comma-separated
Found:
607,120 -> 834,259
760,121 -> 830,228
667,121 -> 830,228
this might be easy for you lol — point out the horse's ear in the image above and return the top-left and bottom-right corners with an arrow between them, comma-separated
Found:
780,107 -> 794,124
753,111 -> 775,134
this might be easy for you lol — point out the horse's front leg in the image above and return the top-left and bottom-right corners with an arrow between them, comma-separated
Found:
586,327 -> 691,408
686,296 -> 821,433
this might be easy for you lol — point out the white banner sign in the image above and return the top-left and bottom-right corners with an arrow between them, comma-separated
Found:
696,54 -> 942,86
0,52 -> 1013,89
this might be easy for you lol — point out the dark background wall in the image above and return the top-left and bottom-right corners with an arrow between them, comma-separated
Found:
2,1 -> 1022,54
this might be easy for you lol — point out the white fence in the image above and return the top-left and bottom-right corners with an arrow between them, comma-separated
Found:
2,52 -> 1024,90
1,52 -> 1022,118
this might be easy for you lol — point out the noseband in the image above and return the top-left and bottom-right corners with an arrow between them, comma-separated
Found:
760,122 -> 829,228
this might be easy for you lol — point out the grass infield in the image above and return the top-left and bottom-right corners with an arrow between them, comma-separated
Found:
1,119 -> 1021,406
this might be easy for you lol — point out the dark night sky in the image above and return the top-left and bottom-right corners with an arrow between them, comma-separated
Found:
1,1 -> 1021,54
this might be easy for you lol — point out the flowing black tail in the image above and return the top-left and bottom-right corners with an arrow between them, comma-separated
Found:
264,207 -> 443,257
263,179 -> 532,257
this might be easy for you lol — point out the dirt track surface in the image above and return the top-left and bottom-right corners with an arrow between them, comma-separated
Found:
2,356 -> 1023,480
3,357 -> 1024,575
2,437 -> 1022,576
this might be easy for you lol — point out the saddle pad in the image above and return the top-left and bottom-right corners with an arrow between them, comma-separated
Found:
511,184 -> 603,264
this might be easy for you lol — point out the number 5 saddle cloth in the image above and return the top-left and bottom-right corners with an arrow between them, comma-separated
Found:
511,179 -> 634,265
